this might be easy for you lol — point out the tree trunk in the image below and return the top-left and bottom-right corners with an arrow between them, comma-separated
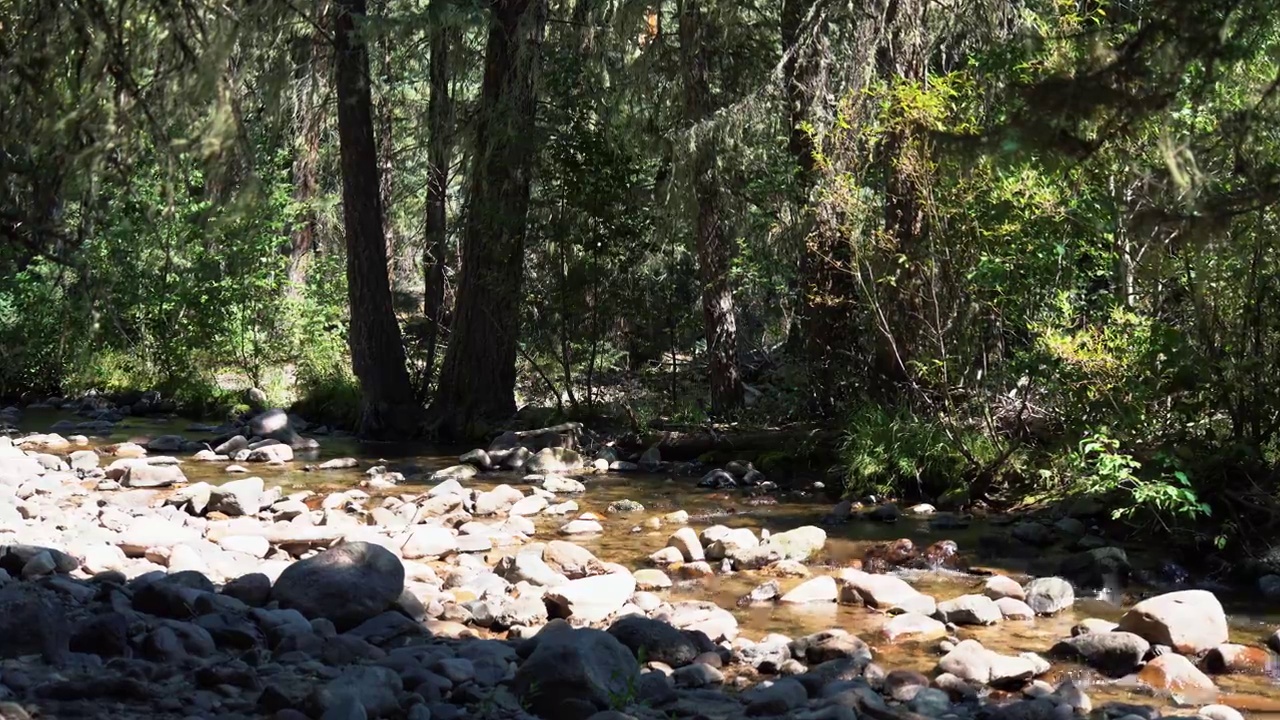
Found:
333,0 -> 418,437
422,0 -> 455,395
431,0 -> 549,438
375,0 -> 397,281
679,0 -> 743,415
875,0 -> 929,392
782,0 -> 837,411
287,5 -> 329,289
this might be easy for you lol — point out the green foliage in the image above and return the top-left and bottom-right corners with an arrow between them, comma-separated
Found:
839,404 -> 1004,500
1061,431 -> 1212,529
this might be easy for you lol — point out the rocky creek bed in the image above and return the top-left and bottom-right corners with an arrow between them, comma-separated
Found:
0,399 -> 1277,720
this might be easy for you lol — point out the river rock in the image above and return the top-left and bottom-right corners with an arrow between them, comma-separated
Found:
560,519 -> 603,535
399,526 -> 458,560
1203,643 -> 1271,674
509,495 -> 548,516
766,525 -> 826,561
247,443 -> 293,463
249,409 -> 315,449
633,568 -> 672,590
704,528 -> 758,560
118,515 -> 201,555
1058,546 -> 1130,588
995,597 -> 1036,620
208,476 -> 264,516
656,601 -> 739,642
124,463 -> 186,488
984,575 -> 1025,600
667,527 -> 705,562
1194,706 -> 1244,720
543,475 -> 586,494
513,620 -> 639,718
1117,589 -> 1228,654
741,677 -> 809,715
881,612 -> 947,642
937,640 -> 1042,686
1023,576 -> 1074,615
68,450 -> 99,471
936,594 -> 1002,625
310,665 -> 402,718
526,447 -> 584,474
1049,631 -> 1149,677
545,571 -> 635,623
777,575 -> 837,604
639,446 -> 661,471
271,541 -> 405,630
608,615 -> 699,666
1136,653 -> 1216,692
543,540 -> 607,579
837,569 -> 937,614
0,583 -> 68,661
490,551 -> 561,589
474,484 -> 523,515
318,457 -> 359,470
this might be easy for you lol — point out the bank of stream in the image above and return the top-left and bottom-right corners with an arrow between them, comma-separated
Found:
8,407 -> 1280,718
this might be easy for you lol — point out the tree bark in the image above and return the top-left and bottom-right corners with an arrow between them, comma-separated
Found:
679,0 -> 744,415
431,0 -> 549,438
422,0 -> 455,394
374,0 -> 397,281
287,5 -> 329,289
333,0 -> 418,437
875,0 -> 929,392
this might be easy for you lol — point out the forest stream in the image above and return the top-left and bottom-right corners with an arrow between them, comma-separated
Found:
9,407 -> 1280,719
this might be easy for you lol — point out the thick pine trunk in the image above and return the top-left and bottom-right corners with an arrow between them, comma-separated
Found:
287,6 -> 328,289
334,0 -> 418,437
680,0 -> 743,415
431,0 -> 549,438
422,0 -> 455,395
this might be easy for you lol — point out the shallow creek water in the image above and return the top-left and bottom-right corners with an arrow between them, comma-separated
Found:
18,411 -> 1280,716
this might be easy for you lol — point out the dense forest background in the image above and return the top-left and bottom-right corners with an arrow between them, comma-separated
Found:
5,0 -> 1280,557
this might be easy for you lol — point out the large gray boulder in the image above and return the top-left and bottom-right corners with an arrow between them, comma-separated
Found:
271,542 -> 404,630
1049,631 -> 1149,677
607,615 -> 700,667
513,620 -> 640,719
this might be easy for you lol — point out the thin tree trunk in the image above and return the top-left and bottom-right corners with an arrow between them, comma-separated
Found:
288,6 -> 329,289
679,0 -> 743,415
333,0 -> 418,438
375,0 -> 397,282
422,0 -> 455,395
431,0 -> 549,438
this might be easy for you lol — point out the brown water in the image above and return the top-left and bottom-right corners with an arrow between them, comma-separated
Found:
17,411 -> 1280,715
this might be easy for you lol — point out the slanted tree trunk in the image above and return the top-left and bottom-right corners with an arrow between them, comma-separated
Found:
422,0 -> 455,395
287,4 -> 329,289
679,0 -> 743,415
333,0 -> 418,437
431,0 -> 549,438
